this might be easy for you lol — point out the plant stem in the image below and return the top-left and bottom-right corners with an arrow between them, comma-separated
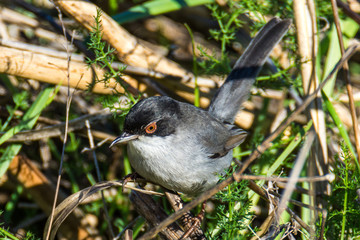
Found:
184,23 -> 200,107
340,157 -> 349,240
0,227 -> 19,240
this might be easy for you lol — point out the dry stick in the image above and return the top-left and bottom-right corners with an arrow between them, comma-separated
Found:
307,0 -> 329,169
331,0 -> 360,164
293,0 -> 328,187
0,37 -> 214,88
114,216 -> 142,240
4,110 -> 113,142
277,130 -> 316,219
248,177 -> 325,213
248,179 -> 321,235
45,6 -> 74,240
124,229 -> 133,240
13,0 -> 94,60
286,206 -> 314,235
276,181 -> 327,195
85,120 -> 115,238
248,178 -> 322,234
138,44 -> 359,240
319,209 -> 328,240
336,0 -> 360,25
307,2 -> 326,233
130,191 -> 185,240
164,191 -> 206,239
238,174 -> 333,182
14,0 -> 139,95
0,38 -> 85,62
268,189 -> 324,212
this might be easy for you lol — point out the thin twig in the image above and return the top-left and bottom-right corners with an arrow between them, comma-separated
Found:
277,130 -> 316,219
45,5 -> 74,240
3,110 -> 113,142
123,229 -> 133,240
13,0 -> 95,59
164,191 -> 206,239
238,173 -> 334,182
336,0 -> 360,25
85,120 -> 115,238
114,216 -> 141,240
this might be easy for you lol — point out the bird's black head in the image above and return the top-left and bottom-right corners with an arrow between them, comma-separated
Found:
123,96 -> 181,137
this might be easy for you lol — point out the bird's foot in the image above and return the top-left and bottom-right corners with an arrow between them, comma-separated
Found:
180,201 -> 206,239
122,172 -> 142,192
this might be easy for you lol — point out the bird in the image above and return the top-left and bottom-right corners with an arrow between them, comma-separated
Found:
110,18 -> 291,196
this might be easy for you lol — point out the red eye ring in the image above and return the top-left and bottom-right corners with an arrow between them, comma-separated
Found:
145,122 -> 157,134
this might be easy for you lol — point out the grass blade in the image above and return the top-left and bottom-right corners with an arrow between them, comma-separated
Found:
0,87 -> 55,177
321,90 -> 359,170
113,0 -> 214,24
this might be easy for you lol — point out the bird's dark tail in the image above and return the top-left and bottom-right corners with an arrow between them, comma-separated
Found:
208,18 -> 291,123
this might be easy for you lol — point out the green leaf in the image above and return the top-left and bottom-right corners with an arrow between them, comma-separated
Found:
0,87 -> 55,177
267,120 -> 313,176
13,91 -> 29,110
322,24 -> 343,96
323,18 -> 359,96
112,0 -> 214,24
341,18 -> 359,38
321,90 -> 359,171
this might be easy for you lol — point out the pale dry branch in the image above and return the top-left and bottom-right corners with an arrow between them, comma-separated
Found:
130,191 -> 187,240
54,0 -> 212,107
0,46 -> 147,94
294,0 -> 329,204
54,1 -> 189,78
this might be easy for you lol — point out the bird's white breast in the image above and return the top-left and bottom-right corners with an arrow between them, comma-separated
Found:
127,134 -> 232,195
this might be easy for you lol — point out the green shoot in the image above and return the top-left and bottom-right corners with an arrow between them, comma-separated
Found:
86,8 -> 139,117
323,143 -> 360,239
184,23 -> 200,107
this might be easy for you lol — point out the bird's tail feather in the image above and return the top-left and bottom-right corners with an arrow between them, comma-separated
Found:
208,18 -> 292,123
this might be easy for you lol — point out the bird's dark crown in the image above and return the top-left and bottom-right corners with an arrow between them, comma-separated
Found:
123,96 -> 181,137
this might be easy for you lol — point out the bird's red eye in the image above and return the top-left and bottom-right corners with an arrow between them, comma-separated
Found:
145,122 -> 157,134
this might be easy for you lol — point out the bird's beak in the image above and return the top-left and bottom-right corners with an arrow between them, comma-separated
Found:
109,132 -> 139,148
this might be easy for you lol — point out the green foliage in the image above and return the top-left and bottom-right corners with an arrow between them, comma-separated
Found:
207,168 -> 254,240
197,2 -> 243,76
197,0 -> 296,91
208,2 -> 244,51
0,226 -> 20,240
322,143 -> 360,239
86,9 -> 138,117
0,211 -> 40,240
322,90 -> 358,166
4,185 -> 23,223
0,91 -> 29,132
0,87 -> 56,177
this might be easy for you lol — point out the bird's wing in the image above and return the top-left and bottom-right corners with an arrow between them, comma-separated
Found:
195,114 -> 247,159
224,125 -> 247,151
